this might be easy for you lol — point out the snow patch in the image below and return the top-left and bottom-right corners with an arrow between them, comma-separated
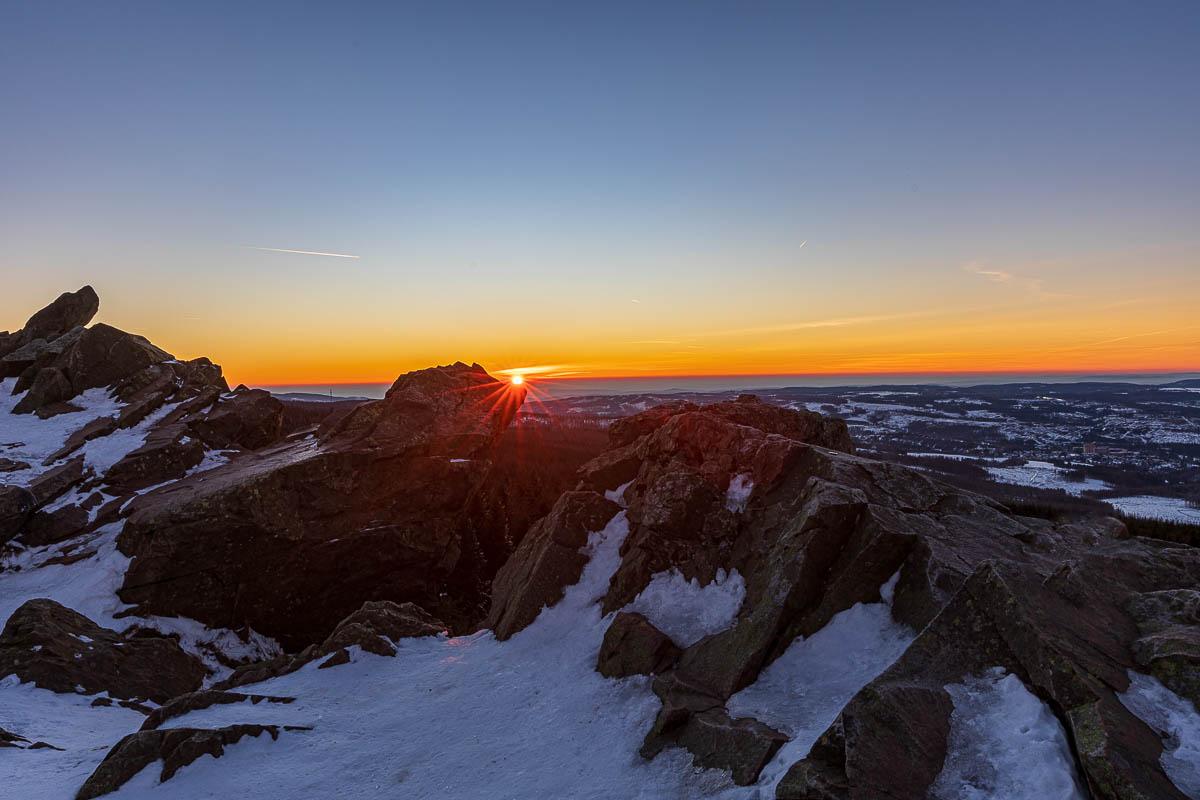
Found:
931,667 -> 1085,800
605,479 -> 634,507
1118,670 -> 1200,798
624,568 -> 745,647
725,473 -> 753,512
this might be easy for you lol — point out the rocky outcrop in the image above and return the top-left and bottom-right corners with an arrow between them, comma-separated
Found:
0,599 -> 205,703
116,362 -> 524,648
77,724 -> 309,800
187,387 -> 283,450
0,285 -> 98,377
217,600 -> 445,689
486,397 -> 1200,793
597,612 -> 681,678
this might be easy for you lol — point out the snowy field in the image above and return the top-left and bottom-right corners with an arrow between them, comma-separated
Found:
1104,496 -> 1200,524
985,461 -> 1110,496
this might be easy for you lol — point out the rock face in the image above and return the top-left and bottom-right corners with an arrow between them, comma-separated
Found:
488,397 -> 1200,794
115,367 -> 520,650
0,599 -> 205,703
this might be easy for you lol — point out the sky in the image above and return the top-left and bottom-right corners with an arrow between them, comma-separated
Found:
2,1 -> 1198,386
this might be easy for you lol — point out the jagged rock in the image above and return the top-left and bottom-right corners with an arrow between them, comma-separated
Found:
0,457 -> 30,472
77,724 -> 308,800
0,599 -> 205,703
218,600 -> 445,689
1127,589 -> 1200,707
59,323 -> 172,394
187,388 -> 283,450
487,396 -> 1199,791
7,329 -> 84,390
141,690 -> 295,731
597,612 -> 681,678
487,491 -> 620,640
117,362 -> 523,648
0,485 -> 36,543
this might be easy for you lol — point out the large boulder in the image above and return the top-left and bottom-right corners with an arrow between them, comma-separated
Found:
117,363 -> 524,648
0,599 -> 205,703
14,285 -> 99,346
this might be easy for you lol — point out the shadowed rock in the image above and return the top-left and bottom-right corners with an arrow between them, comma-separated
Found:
117,362 -> 523,648
597,612 -> 681,678
0,599 -> 205,703
76,724 -> 308,799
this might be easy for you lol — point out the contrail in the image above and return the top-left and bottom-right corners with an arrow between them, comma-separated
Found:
246,246 -> 360,259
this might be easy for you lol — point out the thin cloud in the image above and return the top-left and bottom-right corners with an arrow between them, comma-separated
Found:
963,263 -> 1012,282
246,246 -> 360,259
703,310 -> 933,338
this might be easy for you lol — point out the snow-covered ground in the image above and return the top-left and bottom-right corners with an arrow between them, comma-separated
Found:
0,510 -> 918,800
1104,496 -> 1200,524
985,461 -> 1110,496
931,668 -> 1085,800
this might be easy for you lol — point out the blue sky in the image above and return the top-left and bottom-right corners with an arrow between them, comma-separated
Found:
2,1 -> 1198,382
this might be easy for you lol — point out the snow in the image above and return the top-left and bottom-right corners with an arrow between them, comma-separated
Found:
1104,496 -> 1200,524
605,479 -> 634,506
930,667 -> 1085,800
623,568 -> 745,647
985,461 -> 1110,496
726,571 -> 914,791
725,473 -> 754,512
0,524 -> 132,631
0,379 -> 123,486
1118,670 -> 1200,798
183,448 -> 236,477
0,676 -> 146,798
75,402 -> 181,476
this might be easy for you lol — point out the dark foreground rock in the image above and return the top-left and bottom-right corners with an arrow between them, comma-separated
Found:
117,362 -> 523,648
487,397 -> 1200,794
0,599 -> 205,703
77,724 -> 309,800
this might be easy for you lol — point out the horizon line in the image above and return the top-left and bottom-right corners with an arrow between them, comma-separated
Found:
252,367 -> 1200,388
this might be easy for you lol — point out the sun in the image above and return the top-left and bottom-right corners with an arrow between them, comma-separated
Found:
510,374 -> 524,386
